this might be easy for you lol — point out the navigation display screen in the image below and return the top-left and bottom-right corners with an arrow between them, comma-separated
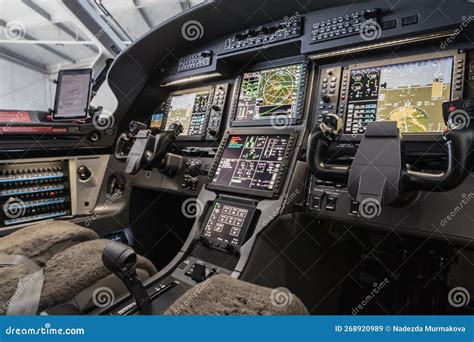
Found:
211,135 -> 290,192
203,201 -> 255,246
166,90 -> 211,136
344,57 -> 454,134
235,64 -> 304,122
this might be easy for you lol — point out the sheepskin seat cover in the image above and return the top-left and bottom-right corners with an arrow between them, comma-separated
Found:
0,221 -> 99,266
0,239 -> 157,314
165,273 -> 308,315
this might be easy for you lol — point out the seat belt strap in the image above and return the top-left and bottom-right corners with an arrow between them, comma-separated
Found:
0,254 -> 45,315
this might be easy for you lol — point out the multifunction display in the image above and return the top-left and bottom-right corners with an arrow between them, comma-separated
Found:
211,135 -> 290,192
163,84 -> 229,140
344,57 -> 454,134
166,90 -> 211,136
203,201 -> 255,246
234,64 -> 305,123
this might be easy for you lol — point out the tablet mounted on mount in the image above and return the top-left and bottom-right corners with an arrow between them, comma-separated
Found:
49,68 -> 102,121
307,98 -> 474,208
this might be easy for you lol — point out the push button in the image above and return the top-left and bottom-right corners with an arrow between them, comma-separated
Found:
349,200 -> 359,215
312,190 -> 325,210
325,196 -> 338,211
402,15 -> 418,26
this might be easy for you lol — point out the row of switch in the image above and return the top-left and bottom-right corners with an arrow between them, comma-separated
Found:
311,190 -> 338,211
177,51 -> 212,73
0,166 -> 62,176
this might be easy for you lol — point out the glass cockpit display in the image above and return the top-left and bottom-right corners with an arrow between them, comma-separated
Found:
203,200 -> 255,246
344,57 -> 454,134
235,64 -> 304,122
211,135 -> 290,192
166,90 -> 211,136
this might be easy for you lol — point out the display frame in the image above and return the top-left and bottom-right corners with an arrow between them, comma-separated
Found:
206,129 -> 298,199
200,198 -> 258,249
52,68 -> 93,120
162,85 -> 215,141
229,58 -> 309,128
338,50 -> 465,138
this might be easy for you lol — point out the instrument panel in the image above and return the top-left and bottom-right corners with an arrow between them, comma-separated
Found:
316,50 -> 466,136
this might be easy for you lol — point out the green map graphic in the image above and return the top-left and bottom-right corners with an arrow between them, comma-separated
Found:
259,66 -> 300,106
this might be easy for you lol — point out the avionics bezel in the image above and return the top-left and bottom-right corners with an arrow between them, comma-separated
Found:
162,85 -> 214,141
230,59 -> 309,127
339,50 -> 465,140
206,129 -> 298,199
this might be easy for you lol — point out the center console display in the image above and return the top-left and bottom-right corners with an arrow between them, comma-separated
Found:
343,56 -> 455,134
207,133 -> 296,198
231,63 -> 307,126
162,84 -> 229,140
202,200 -> 256,247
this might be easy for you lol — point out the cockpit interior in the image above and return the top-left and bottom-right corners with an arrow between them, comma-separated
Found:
0,0 -> 473,316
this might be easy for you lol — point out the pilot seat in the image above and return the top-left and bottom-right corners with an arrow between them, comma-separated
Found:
0,221 -> 157,315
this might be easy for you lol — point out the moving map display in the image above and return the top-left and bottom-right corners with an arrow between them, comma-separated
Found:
211,135 -> 290,191
166,90 -> 211,136
235,64 -> 304,122
344,57 -> 454,134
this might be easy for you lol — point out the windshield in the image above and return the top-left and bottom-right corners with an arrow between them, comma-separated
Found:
0,0 -> 202,111
88,0 -> 204,44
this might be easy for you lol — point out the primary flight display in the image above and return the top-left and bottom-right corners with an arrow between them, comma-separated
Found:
344,57 -> 454,134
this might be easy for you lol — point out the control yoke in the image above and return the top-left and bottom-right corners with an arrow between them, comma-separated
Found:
308,99 -> 474,206
115,121 -> 183,175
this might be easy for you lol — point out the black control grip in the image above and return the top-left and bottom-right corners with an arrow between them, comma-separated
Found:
403,128 -> 473,192
307,124 -> 350,183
